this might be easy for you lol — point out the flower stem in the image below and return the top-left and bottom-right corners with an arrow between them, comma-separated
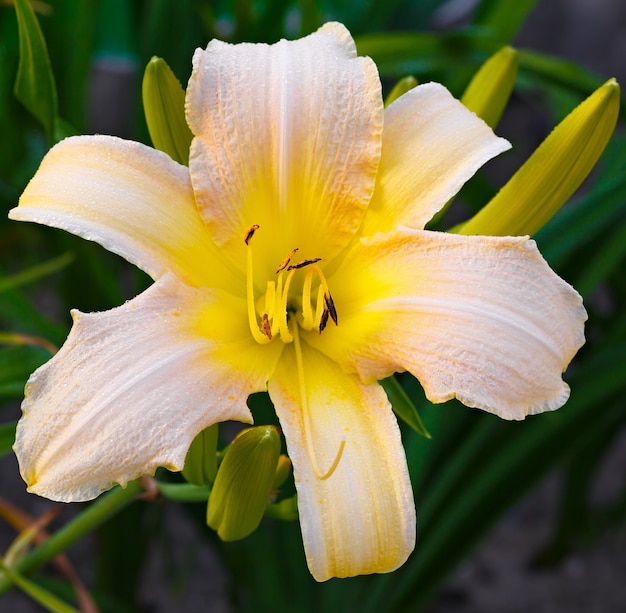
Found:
0,480 -> 142,594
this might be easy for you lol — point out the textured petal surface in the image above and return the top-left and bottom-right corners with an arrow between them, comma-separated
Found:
14,274 -> 283,502
268,343 -> 415,581
9,135 -> 239,291
308,229 -> 586,420
187,22 -> 383,277
361,83 -> 510,236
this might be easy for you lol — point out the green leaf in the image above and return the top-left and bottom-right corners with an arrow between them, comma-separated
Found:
472,0 -> 540,42
0,346 -> 50,398
0,421 -> 17,458
13,0 -> 58,141
0,252 -> 74,293
0,559 -> 79,613
380,375 -> 430,438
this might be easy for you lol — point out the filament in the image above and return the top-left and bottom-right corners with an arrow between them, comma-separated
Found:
292,323 -> 345,481
245,230 -> 271,344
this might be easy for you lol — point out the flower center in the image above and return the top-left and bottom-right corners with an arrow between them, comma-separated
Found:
245,224 -> 338,345
245,225 -> 345,481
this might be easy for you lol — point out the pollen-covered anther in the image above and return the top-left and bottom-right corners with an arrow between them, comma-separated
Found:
261,313 -> 272,340
276,248 -> 299,274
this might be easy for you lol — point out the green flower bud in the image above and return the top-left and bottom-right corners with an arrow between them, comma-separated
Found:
385,75 -> 418,107
461,46 -> 519,129
182,424 -> 218,486
459,79 -> 620,237
272,454 -> 292,489
142,56 -> 193,165
207,426 -> 281,541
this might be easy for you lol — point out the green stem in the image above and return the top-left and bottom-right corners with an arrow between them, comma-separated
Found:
0,480 -> 142,594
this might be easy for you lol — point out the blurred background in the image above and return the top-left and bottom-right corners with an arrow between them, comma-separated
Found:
1,0 -> 625,611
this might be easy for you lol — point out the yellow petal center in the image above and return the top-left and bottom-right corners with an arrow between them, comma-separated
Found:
245,225 -> 338,345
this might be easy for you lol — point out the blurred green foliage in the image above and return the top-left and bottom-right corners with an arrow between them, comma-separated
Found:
1,0 -> 625,611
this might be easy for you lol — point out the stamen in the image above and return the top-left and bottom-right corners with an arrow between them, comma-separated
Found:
319,308 -> 330,334
261,313 -> 272,340
244,224 -> 259,245
245,226 -> 271,344
314,286 -> 326,328
324,293 -> 338,325
264,281 -> 276,320
301,268 -> 314,329
287,257 -> 322,270
277,269 -> 295,343
292,324 -> 345,481
276,248 -> 299,274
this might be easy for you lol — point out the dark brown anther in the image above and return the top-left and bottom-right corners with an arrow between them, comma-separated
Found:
244,224 -> 260,245
276,248 -> 299,273
261,313 -> 272,340
288,257 -> 322,271
324,293 -> 338,325
319,308 -> 330,333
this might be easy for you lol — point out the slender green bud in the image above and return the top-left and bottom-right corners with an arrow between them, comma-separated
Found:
461,46 -> 519,129
272,454 -> 292,489
459,79 -> 620,237
207,426 -> 281,541
385,75 -> 418,107
142,56 -> 192,165
182,424 -> 218,486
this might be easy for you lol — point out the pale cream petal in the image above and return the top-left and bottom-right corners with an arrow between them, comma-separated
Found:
361,83 -> 510,236
186,22 -> 383,277
14,274 -> 283,502
307,229 -> 586,420
9,135 -> 240,291
268,343 -> 415,581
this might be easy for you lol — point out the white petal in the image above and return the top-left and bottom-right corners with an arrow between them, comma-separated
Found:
362,83 -> 510,235
308,229 -> 586,420
186,22 -> 383,274
9,135 -> 238,290
14,274 -> 283,502
268,343 -> 415,581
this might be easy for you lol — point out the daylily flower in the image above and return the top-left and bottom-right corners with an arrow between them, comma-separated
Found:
9,23 -> 586,581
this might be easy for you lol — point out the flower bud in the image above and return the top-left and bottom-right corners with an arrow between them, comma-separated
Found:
142,56 -> 192,165
385,76 -> 418,107
182,424 -> 218,486
207,426 -> 281,541
461,46 -> 519,129
272,454 -> 292,489
460,79 -> 620,237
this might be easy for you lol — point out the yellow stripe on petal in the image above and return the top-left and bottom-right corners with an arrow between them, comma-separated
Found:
312,229 -> 586,420
9,135 -> 240,292
361,83 -> 510,236
186,22 -> 383,276
14,273 -> 282,502
268,342 -> 415,581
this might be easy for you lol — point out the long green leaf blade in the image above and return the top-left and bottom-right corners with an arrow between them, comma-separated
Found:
13,0 -> 58,140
